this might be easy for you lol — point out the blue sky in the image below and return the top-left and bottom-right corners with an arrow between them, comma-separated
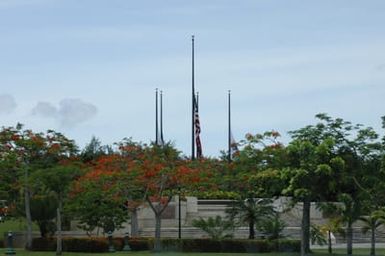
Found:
1,0 -> 384,156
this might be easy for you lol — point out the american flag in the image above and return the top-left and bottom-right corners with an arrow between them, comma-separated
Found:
194,95 -> 202,158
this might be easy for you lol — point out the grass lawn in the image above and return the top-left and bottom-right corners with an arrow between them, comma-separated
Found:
0,218 -> 39,235
0,248 -> 385,255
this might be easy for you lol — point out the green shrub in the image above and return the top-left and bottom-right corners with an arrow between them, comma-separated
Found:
181,239 -> 222,252
258,213 -> 286,240
31,237 -> 56,251
270,239 -> 301,252
128,238 -> 151,251
30,237 -> 300,253
110,237 -> 124,251
31,237 -> 108,252
192,216 -> 233,239
158,238 -> 300,253
218,239 -> 247,252
0,239 -> 4,248
63,238 -> 108,253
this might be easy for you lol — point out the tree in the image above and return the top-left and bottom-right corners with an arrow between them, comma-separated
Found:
28,192 -> 57,238
115,138 -> 147,237
287,114 -> 385,256
80,136 -> 112,164
258,212 -> 286,240
192,216 -> 233,239
226,132 -> 286,239
319,217 -> 344,254
33,164 -> 81,255
68,156 -> 130,236
360,209 -> 385,256
133,143 -> 201,251
227,198 -> 274,239
0,125 -> 77,249
284,121 -> 345,256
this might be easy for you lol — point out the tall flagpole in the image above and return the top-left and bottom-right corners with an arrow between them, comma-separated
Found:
191,35 -> 195,160
155,88 -> 159,144
228,90 -> 231,163
160,90 -> 164,144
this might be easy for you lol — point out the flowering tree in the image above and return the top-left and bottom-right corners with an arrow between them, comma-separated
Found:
0,124 -> 77,250
69,140 -> 203,251
68,154 -> 131,235
131,143 -> 202,251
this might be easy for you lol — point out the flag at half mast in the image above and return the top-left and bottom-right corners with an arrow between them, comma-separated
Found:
194,93 -> 202,158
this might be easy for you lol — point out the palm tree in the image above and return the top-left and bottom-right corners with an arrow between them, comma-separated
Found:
227,198 -> 274,239
258,212 -> 286,240
320,218 -> 344,254
359,208 -> 385,256
192,216 -> 233,240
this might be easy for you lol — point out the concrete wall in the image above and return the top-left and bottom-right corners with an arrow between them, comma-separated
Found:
68,196 -> 385,242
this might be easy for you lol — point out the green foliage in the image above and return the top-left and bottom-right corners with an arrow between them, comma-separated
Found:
29,193 -> 57,237
31,237 -> 109,252
310,224 -> 327,246
282,137 -> 341,202
258,213 -> 286,240
192,216 -> 233,239
231,132 -> 286,198
80,136 -> 112,163
195,191 -> 240,199
161,238 -> 300,253
67,175 -> 129,235
227,198 -> 275,239
30,237 -> 300,253
359,208 -> 385,235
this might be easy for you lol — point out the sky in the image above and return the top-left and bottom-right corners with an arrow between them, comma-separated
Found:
0,0 -> 384,157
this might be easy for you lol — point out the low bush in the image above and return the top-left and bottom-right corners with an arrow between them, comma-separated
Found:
31,237 -> 108,252
0,239 -> 4,248
157,238 -> 300,253
30,237 -> 300,253
31,237 -> 56,251
63,238 -> 108,253
128,237 -> 151,251
272,239 -> 301,252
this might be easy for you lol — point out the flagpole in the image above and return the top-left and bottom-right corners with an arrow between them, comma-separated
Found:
228,90 -> 231,163
196,92 -> 199,159
191,35 -> 195,160
160,90 -> 164,144
155,88 -> 159,144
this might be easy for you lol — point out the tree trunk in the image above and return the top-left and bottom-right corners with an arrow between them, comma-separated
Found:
301,199 -> 311,256
130,208 -> 139,237
146,196 -> 172,252
248,220 -> 255,239
328,230 -> 332,254
346,222 -> 353,256
37,220 -> 48,238
370,222 -> 375,256
24,168 -> 33,250
154,213 -> 162,252
56,198 -> 62,255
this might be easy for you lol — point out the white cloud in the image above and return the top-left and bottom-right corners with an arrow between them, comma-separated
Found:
32,101 -> 57,117
58,99 -> 97,128
31,98 -> 97,128
0,94 -> 17,114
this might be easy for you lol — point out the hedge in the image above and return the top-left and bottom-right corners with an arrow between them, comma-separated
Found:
163,239 -> 300,253
31,237 -> 150,252
31,237 -> 300,253
31,238 -> 109,252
